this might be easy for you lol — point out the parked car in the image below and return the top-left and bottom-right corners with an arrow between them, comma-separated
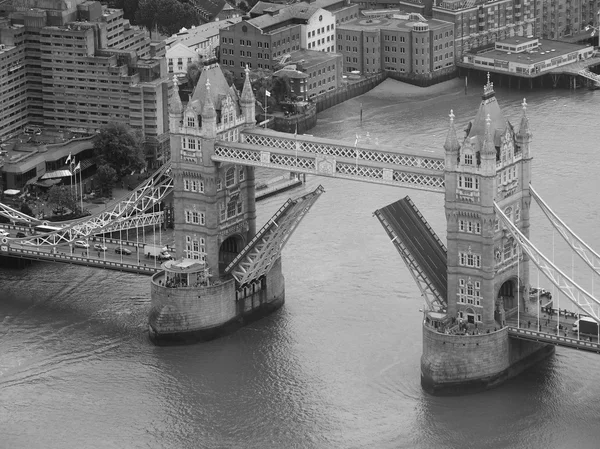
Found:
115,246 -> 132,255
74,240 -> 89,249
93,243 -> 108,252
0,229 -> 9,237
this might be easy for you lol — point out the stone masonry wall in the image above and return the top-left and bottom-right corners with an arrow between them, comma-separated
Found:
421,325 -> 510,387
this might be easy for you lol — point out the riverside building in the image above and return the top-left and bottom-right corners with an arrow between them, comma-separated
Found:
0,0 -> 172,167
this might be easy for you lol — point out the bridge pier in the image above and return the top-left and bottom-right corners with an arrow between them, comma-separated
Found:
421,326 -> 554,395
148,257 -> 285,345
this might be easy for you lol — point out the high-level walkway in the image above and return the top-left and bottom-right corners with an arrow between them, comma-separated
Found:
374,196 -> 447,312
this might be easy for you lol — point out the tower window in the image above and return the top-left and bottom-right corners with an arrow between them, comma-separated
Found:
225,167 -> 236,187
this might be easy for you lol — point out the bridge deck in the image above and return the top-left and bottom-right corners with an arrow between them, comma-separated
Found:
506,310 -> 600,354
4,246 -> 160,275
376,196 -> 447,303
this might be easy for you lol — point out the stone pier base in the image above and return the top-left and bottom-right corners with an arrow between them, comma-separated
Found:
148,257 -> 285,345
421,324 -> 554,395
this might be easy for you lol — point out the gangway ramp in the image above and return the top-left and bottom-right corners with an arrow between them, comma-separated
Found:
374,196 -> 447,312
225,185 -> 325,286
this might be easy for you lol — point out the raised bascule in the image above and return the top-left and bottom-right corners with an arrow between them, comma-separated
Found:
2,66 -> 600,394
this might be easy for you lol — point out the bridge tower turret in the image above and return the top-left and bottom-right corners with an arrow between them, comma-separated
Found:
148,63 -> 282,345
240,65 -> 256,125
421,77 -> 553,394
168,75 -> 183,132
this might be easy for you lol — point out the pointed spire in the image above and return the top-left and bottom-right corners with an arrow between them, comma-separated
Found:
482,113 -> 496,155
518,97 -> 531,138
241,64 -> 254,104
169,75 -> 182,115
201,78 -> 216,119
482,72 -> 495,100
444,109 -> 460,153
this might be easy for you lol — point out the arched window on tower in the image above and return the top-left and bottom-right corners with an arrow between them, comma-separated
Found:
225,167 -> 236,187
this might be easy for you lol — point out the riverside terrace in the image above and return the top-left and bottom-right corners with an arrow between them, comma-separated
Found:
0,129 -> 95,191
457,37 -> 599,87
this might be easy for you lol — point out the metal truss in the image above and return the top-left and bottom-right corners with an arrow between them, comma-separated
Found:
226,185 -> 325,286
0,202 -> 43,225
374,201 -> 447,313
241,130 -> 446,171
530,184 -> 600,277
2,163 -> 174,247
495,202 -> 600,323
99,212 -> 164,233
213,142 -> 445,193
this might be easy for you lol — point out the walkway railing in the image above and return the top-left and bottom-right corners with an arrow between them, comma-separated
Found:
4,246 -> 160,275
508,326 -> 600,354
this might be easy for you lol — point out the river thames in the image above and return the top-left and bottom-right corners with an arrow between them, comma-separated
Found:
1,78 -> 600,449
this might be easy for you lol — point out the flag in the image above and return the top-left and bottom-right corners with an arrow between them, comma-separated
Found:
65,153 -> 72,165
265,90 -> 271,97
294,123 -> 297,139
75,162 -> 81,171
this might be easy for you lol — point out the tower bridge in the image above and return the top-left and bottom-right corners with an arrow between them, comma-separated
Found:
1,64 -> 600,394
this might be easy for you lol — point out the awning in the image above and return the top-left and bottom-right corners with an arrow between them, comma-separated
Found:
41,169 -> 73,180
34,179 -> 61,188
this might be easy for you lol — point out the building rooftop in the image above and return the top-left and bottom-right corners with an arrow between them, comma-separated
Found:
166,18 -> 242,48
475,38 -> 591,65
289,48 -> 342,67
338,14 -> 451,32
248,2 -> 322,30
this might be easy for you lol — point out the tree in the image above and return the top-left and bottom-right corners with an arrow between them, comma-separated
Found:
95,164 -> 118,197
136,0 -> 200,36
272,74 -> 292,103
48,185 -> 77,215
186,62 -> 202,88
93,122 -> 146,179
20,202 -> 33,217
221,68 -> 235,87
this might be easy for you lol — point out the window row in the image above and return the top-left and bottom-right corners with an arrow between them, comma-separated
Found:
458,175 -> 479,190
185,210 -> 206,225
458,219 -> 481,234
185,235 -> 206,261
219,199 -> 243,222
457,278 -> 482,306
216,166 -> 245,190
459,251 -> 481,268
183,178 -> 205,193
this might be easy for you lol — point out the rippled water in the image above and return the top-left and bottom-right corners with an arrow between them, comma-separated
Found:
2,79 -> 600,448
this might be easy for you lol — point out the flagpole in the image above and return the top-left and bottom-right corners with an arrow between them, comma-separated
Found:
79,165 -> 83,214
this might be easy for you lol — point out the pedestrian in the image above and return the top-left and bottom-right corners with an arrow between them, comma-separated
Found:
528,320 -> 531,328
97,251 -> 100,257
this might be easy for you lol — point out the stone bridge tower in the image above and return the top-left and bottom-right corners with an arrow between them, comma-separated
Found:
148,64 -> 286,344
168,64 -> 257,276
421,78 -> 554,394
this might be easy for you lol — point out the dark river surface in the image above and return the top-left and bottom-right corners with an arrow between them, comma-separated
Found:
2,78 -> 600,449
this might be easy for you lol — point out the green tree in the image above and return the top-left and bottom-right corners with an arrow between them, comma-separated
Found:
221,67 -> 235,87
95,164 -> 118,197
186,62 -> 202,88
271,74 -> 292,103
93,122 -> 145,179
136,0 -> 200,36
48,185 -> 77,215
20,202 -> 33,217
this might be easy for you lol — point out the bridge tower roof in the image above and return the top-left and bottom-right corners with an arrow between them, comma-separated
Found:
190,63 -> 231,113
466,73 -> 507,150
